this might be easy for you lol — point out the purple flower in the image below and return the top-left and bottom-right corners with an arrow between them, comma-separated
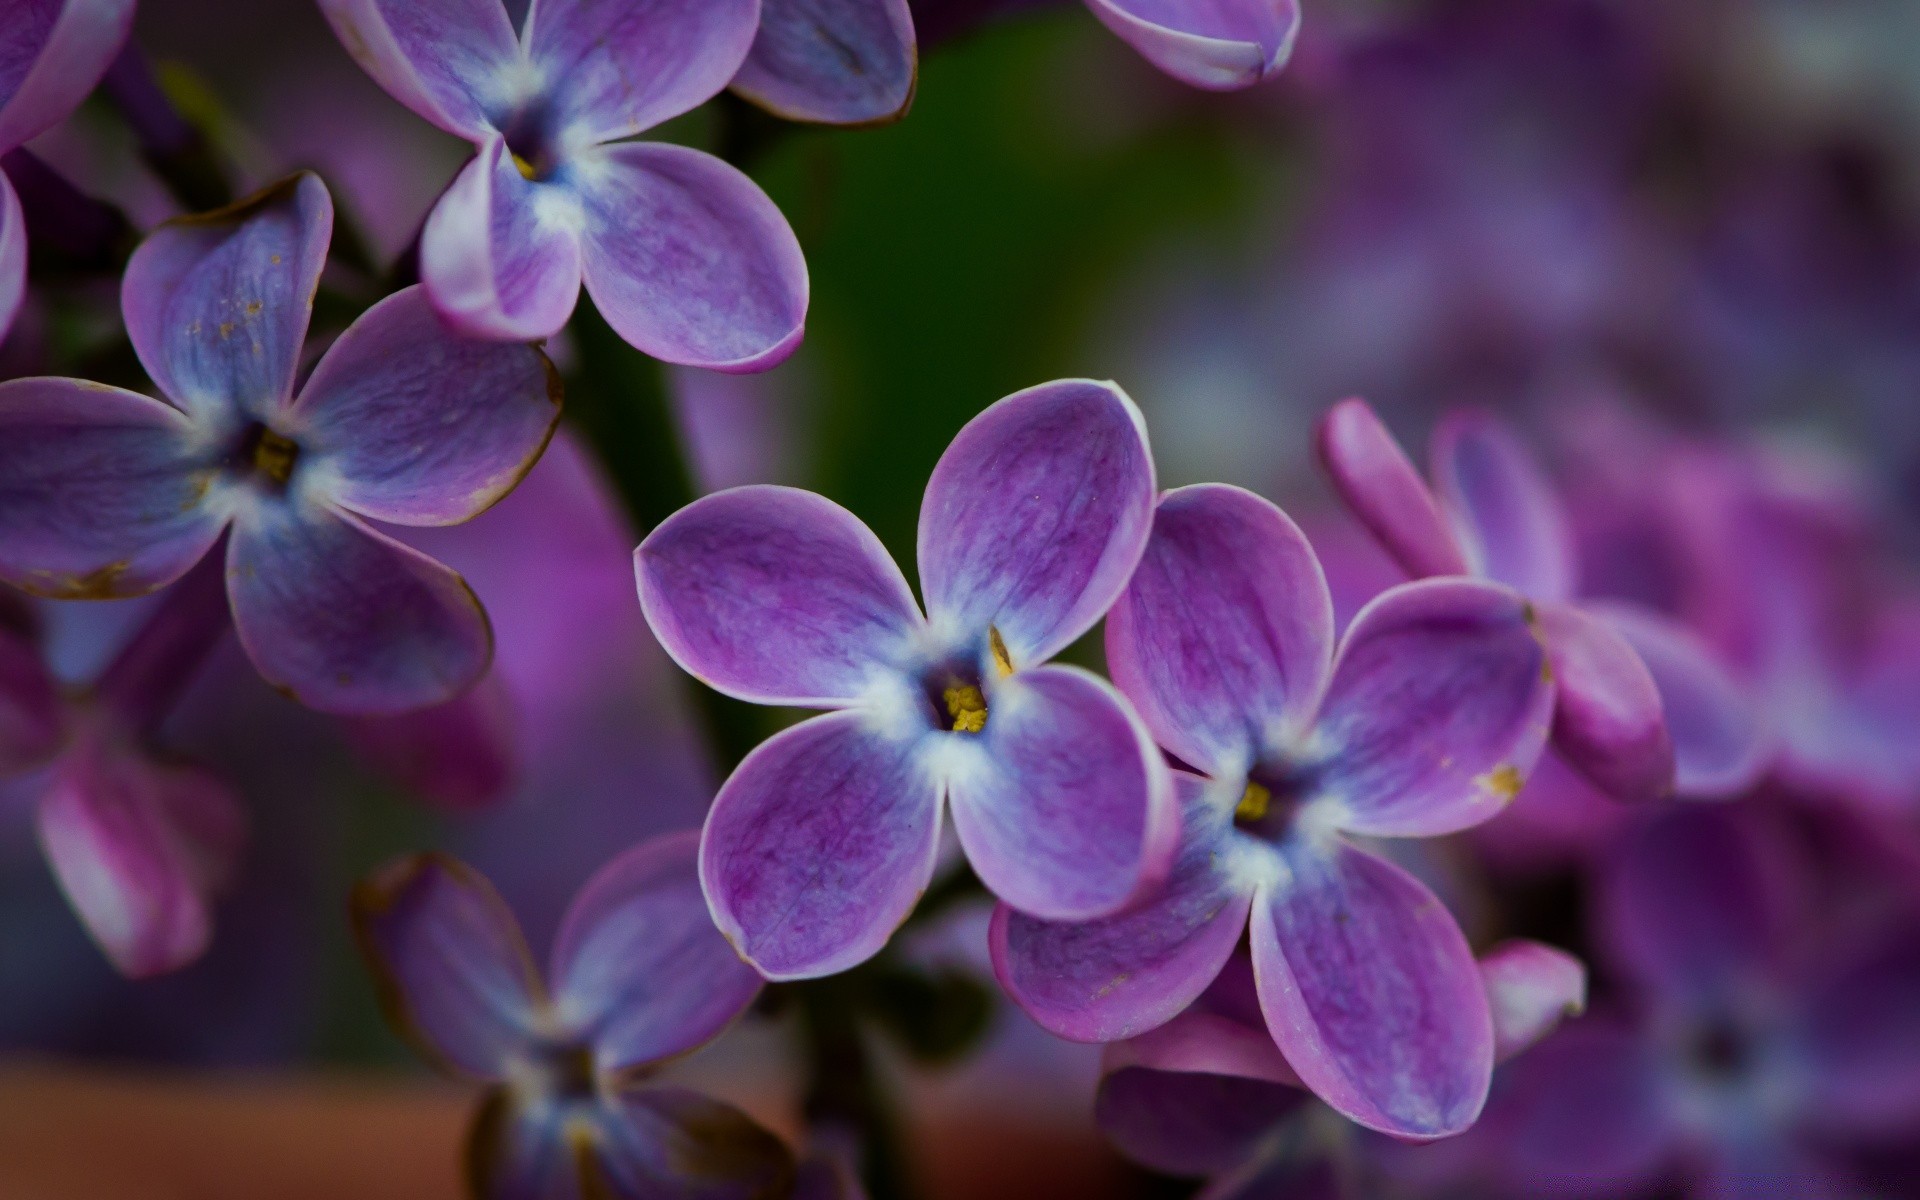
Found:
353,833 -> 794,1199
991,483 -> 1555,1139
0,173 -> 562,715
636,379 -> 1175,978
0,1 -> 138,340
1082,0 -> 1300,91
735,0 -> 917,126
1317,397 -> 1768,802
318,0 -> 809,371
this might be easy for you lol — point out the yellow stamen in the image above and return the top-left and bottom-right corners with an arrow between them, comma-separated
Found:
944,683 -> 988,734
989,625 -> 1014,677
251,428 -> 299,485
511,152 -> 539,180
1236,780 -> 1272,822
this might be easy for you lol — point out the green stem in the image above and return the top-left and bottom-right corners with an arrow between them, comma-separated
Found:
794,977 -> 918,1200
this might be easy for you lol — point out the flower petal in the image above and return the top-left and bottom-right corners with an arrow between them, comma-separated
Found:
1429,410 -> 1576,603
1105,483 -> 1334,778
1595,602 -> 1769,798
1489,1020 -> 1675,1196
1795,931 -> 1920,1135
340,672 -> 518,812
314,0 -> 521,139
1539,602 -> 1674,803
700,710 -> 941,979
990,773 -> 1253,1041
527,0 -> 761,142
0,622 -> 62,773
420,139 -> 585,342
592,1087 -> 795,1200
1094,1067 -> 1304,1178
732,0 -> 917,126
637,485 -> 922,707
1082,0 -> 1300,92
1315,397 -> 1469,581
1312,579 -> 1553,838
918,380 -> 1155,666
0,0 -> 136,152
1479,940 -> 1586,1063
122,174 -> 333,424
226,503 -> 492,715
1249,839 -> 1492,1140
292,286 -> 561,526
575,142 -> 807,373
350,853 -> 542,1080
0,170 -> 22,340
0,377 -> 224,599
550,830 -> 763,1073
949,664 -> 1176,921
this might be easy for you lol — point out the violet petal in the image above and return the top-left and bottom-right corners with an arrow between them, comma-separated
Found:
1315,397 -> 1469,581
314,0 -> 520,139
1082,0 -> 1299,92
733,0 -> 917,126
1539,602 -> 1674,803
419,138 -> 585,342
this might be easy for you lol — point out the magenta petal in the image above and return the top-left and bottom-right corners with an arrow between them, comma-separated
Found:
0,170 -> 21,340
701,711 -> 941,979
1539,603 -> 1674,803
1429,411 -> 1576,603
0,0 -> 136,152
1082,0 -> 1300,91
122,174 -> 333,423
950,665 -> 1176,921
420,139 -> 585,342
733,0 -> 917,126
0,622 -> 62,773
1249,839 -> 1492,1139
594,1088 -> 796,1200
1796,932 -> 1920,1135
314,0 -> 520,139
351,853 -> 542,1080
0,378 -> 224,599
1478,940 -> 1586,1063
226,504 -> 491,715
549,831 -> 763,1072
1094,1067 -> 1303,1178
636,485 -> 922,707
1315,398 -> 1469,581
1103,1004 -> 1300,1087
576,142 -> 807,372
990,773 -> 1252,1041
1491,1020 -> 1675,1196
918,380 -> 1155,666
527,0 -> 761,143
293,287 -> 561,526
1314,579 -> 1553,838
1105,484 -> 1334,778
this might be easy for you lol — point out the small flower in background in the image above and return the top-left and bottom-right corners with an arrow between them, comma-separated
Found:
353,832 -> 795,1200
317,0 -> 810,371
638,379 -> 1175,979
994,481 -> 1556,1138
0,172 -> 561,714
736,0 -> 918,126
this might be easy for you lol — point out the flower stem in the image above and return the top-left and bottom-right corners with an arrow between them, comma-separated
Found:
92,549 -> 232,736
794,976 -> 919,1200
101,46 -> 233,214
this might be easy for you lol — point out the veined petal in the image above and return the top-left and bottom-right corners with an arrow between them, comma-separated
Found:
226,503 -> 492,715
1479,940 -> 1586,1063
700,710 -> 941,979
350,853 -> 543,1081
1094,1067 -> 1303,1178
1083,0 -> 1300,92
0,378 -> 224,599
0,170 -> 22,340
638,486 -> 921,707
421,139 -> 585,342
550,830 -> 763,1073
1539,603 -> 1673,803
314,0 -> 520,139
949,665 -> 1176,921
1489,1020 -> 1675,1196
1249,838 -> 1492,1140
918,380 -> 1155,666
1315,398 -> 1468,581
1312,579 -> 1553,838
575,143 -> 807,373
122,174 -> 333,424
732,0 -> 917,126
1429,410 -> 1576,603
0,0 -> 136,152
293,287 -> 561,527
591,1088 -> 795,1200
527,0 -> 761,143
990,773 -> 1253,1041
0,622 -> 62,773
1105,484 -> 1334,778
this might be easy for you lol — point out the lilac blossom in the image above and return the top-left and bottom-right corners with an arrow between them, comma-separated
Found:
1317,397 -> 1767,802
353,833 -> 794,1199
0,1 -> 138,341
637,379 -> 1175,979
992,483 -> 1555,1139
1080,0 -> 1300,91
318,0 -> 809,371
0,172 -> 562,715
735,0 -> 917,126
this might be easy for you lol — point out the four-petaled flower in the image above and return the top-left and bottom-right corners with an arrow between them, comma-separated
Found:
354,833 -> 795,1200
637,379 -> 1177,978
319,0 -> 810,371
993,483 -> 1554,1138
0,173 -> 561,714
